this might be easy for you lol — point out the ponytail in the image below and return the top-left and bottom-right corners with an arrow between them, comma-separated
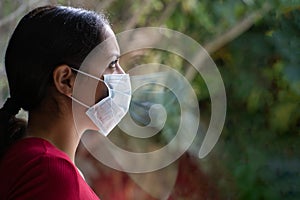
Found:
0,98 -> 26,160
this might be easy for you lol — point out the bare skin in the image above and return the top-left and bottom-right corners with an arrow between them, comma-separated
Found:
25,25 -> 124,163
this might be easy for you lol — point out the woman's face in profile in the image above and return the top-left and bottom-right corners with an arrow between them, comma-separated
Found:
94,25 -> 125,103
71,25 -> 126,132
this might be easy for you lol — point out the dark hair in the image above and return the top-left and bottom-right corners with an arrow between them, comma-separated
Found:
0,5 -> 109,159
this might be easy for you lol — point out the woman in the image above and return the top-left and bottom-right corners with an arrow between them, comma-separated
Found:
0,5 -> 131,199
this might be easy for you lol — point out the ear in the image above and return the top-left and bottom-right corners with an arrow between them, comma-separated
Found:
52,65 -> 75,96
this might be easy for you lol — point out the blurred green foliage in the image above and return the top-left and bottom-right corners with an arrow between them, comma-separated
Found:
0,0 -> 299,199
212,6 -> 300,200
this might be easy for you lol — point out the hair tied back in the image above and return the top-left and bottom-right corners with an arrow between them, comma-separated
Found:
1,97 -> 20,116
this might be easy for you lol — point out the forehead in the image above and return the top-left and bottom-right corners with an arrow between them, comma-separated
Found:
81,25 -> 120,74
102,25 -> 120,56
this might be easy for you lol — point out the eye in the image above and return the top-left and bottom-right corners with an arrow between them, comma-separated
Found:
109,59 -> 118,69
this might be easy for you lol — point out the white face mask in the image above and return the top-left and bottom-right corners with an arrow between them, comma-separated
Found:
70,68 -> 131,136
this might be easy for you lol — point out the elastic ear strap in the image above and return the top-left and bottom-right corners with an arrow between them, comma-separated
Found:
71,67 -> 103,82
70,96 -> 90,109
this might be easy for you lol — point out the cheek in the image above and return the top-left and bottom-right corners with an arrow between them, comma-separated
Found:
95,81 -> 108,103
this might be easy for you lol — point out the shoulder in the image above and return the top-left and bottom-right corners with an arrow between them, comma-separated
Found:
0,138 -> 82,200
10,153 -> 82,200
37,154 -> 81,197
26,139 -> 81,199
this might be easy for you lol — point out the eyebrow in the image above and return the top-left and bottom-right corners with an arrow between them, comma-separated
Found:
113,54 -> 120,59
108,55 -> 120,65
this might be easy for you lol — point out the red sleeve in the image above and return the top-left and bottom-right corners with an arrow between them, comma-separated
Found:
11,156 -> 81,200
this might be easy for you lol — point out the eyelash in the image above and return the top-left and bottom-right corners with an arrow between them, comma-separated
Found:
109,59 -> 118,68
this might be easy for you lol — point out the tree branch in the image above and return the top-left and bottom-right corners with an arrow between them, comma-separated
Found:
124,0 -> 152,30
0,0 -> 41,28
95,0 -> 116,12
185,3 -> 272,81
0,3 -> 27,28
154,0 -> 179,26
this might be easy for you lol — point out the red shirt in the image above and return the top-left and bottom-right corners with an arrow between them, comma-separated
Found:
0,137 -> 100,200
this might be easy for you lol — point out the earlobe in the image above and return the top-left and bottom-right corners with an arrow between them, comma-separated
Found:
52,65 -> 75,96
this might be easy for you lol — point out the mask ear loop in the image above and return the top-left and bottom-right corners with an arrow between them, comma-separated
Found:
71,67 -> 103,82
70,95 -> 90,109
70,67 -> 110,107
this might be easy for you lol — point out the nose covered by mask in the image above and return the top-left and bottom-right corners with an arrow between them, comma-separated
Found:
70,68 -> 132,136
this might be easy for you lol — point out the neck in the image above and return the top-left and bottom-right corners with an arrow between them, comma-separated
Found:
26,108 -> 80,163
